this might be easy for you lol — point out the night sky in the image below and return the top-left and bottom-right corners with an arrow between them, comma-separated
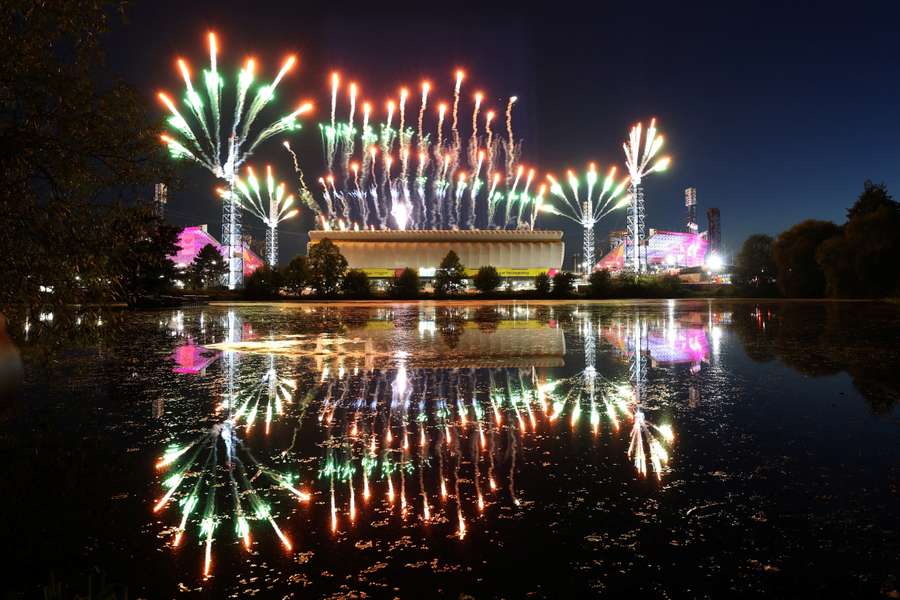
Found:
106,1 -> 900,264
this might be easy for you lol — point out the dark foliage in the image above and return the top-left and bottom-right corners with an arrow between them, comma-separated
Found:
307,238 -> 348,296
187,244 -> 227,290
587,269 -> 613,298
846,180 -> 898,222
534,272 -> 552,296
551,271 -> 577,297
282,256 -> 311,296
242,265 -> 283,299
389,268 -> 420,299
734,234 -> 777,295
817,205 -> 900,298
433,251 -> 466,297
0,1 -> 175,333
773,220 -> 841,298
341,269 -> 372,299
472,266 -> 502,294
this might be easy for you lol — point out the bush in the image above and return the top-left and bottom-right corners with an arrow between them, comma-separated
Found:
390,268 -> 420,299
433,251 -> 466,297
552,271 -> 577,297
340,269 -> 372,299
610,273 -> 685,298
587,269 -> 612,298
534,272 -> 551,296
472,266 -> 502,294
242,265 -> 284,299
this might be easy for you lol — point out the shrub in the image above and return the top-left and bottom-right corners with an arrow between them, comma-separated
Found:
472,266 -> 502,294
552,271 -> 577,297
587,269 -> 612,298
340,269 -> 372,299
390,268 -> 420,299
534,272 -> 551,296
242,265 -> 283,299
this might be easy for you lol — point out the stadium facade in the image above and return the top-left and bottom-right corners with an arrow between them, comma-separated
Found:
308,229 -> 564,279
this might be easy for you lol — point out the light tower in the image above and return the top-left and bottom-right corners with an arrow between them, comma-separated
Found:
543,164 -> 631,277
154,183 -> 168,218
685,187 -> 698,234
158,33 -> 311,288
224,166 -> 300,267
622,119 -> 671,273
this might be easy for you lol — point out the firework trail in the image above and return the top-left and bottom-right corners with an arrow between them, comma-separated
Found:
468,91 -> 483,166
302,69 -> 535,231
159,34 -> 312,287
505,96 -> 518,182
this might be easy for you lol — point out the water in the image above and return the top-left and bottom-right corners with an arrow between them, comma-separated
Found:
3,300 -> 899,598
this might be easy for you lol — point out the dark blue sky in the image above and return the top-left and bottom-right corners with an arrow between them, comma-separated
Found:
107,1 -> 900,263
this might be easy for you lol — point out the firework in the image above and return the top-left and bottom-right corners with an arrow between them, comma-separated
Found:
622,118 -> 672,273
541,163 -> 631,276
219,166 -> 300,266
158,33 -> 312,287
295,70 -> 537,231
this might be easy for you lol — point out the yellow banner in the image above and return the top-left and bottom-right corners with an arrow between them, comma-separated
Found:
362,267 -> 549,278
360,268 -> 401,278
463,268 -> 549,277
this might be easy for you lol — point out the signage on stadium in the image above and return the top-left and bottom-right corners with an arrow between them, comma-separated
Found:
360,267 -> 551,278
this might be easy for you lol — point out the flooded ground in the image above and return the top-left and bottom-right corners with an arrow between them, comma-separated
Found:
3,300 -> 899,598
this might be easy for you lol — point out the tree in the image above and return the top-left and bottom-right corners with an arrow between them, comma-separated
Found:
243,265 -> 283,299
587,269 -> 613,298
0,1 -> 174,332
552,271 -> 577,297
472,266 -> 502,295
773,220 -> 840,297
188,244 -> 227,290
282,256 -> 311,296
307,238 -> 348,296
534,272 -> 552,296
341,270 -> 372,299
433,250 -> 466,297
389,268 -> 420,299
817,206 -> 900,298
106,205 -> 181,304
734,234 -> 777,295
847,180 -> 899,222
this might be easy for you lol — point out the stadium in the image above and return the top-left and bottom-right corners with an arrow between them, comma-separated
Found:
307,229 -> 565,280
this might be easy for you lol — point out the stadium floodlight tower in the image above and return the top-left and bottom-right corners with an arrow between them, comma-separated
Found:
622,119 -> 671,273
158,32 -> 312,288
543,163 -> 632,277
223,165 -> 300,267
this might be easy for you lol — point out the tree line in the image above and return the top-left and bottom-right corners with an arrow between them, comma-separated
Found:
211,238 -> 687,301
734,181 -> 900,298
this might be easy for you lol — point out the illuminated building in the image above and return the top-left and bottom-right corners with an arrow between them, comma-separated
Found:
169,225 -> 264,277
307,229 -> 564,279
595,229 -> 708,271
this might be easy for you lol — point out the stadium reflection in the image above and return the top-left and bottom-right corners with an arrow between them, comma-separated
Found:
152,304 -> 723,579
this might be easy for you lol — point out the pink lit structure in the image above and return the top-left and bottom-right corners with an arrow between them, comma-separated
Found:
170,340 -> 220,374
169,225 -> 264,277
596,230 -> 707,272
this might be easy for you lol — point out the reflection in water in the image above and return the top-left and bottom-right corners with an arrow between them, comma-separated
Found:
152,305 -> 720,578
